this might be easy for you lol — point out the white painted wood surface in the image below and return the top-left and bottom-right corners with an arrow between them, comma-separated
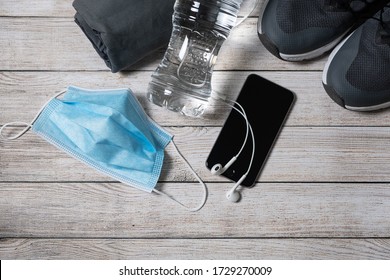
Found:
1,0 -> 390,259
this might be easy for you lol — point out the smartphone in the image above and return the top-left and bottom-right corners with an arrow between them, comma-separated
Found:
205,74 -> 295,187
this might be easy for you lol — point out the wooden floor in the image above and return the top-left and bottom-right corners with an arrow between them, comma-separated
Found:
1,0 -> 390,259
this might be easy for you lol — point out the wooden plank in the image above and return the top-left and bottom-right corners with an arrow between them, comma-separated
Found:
1,238 -> 390,259
0,0 -> 262,17
0,0 -> 74,17
1,126 -> 390,183
0,17 -> 327,71
1,71 -> 389,127
1,182 -> 390,238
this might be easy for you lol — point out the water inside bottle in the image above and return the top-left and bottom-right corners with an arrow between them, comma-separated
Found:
147,0 -> 242,117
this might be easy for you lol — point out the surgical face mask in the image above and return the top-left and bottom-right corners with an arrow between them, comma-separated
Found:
0,86 -> 207,211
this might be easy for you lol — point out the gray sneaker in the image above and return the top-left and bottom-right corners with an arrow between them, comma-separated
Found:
258,0 -> 389,61
322,5 -> 390,111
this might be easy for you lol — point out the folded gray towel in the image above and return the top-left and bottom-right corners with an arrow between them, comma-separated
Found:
73,0 -> 175,73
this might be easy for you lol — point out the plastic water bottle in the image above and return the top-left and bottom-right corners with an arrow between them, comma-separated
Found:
147,0 -> 243,117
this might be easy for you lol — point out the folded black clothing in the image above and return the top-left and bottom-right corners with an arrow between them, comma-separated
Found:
73,0 -> 175,73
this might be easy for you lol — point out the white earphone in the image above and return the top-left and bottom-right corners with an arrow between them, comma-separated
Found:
226,173 -> 247,202
210,96 -> 256,203
211,156 -> 237,176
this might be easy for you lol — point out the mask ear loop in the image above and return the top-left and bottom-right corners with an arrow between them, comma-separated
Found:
153,140 -> 208,212
0,89 -> 67,141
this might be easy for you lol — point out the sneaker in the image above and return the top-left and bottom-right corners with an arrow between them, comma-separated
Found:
323,5 -> 390,111
258,0 -> 389,61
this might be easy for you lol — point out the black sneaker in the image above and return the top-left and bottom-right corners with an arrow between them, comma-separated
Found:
323,5 -> 390,111
258,0 -> 389,61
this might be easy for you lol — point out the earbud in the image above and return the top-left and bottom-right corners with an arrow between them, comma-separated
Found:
226,188 -> 241,203
211,156 -> 237,175
226,174 -> 246,203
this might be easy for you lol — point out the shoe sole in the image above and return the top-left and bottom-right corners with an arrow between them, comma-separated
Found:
258,32 -> 350,61
322,32 -> 352,109
346,101 -> 390,112
323,32 -> 390,112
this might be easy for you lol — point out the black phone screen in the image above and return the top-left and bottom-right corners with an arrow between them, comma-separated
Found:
205,74 -> 295,187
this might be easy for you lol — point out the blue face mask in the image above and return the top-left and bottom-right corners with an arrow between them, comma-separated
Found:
1,86 -> 207,211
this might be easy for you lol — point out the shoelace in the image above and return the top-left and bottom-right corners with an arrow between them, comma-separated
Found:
372,4 -> 390,44
330,1 -> 390,44
330,0 -> 377,13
